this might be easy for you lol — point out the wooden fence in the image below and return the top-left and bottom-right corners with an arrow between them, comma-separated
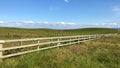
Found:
0,34 -> 113,60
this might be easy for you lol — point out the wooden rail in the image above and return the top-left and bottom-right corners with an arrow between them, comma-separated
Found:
0,34 -> 113,60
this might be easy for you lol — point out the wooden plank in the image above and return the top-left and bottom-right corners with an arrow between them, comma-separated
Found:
0,41 -> 4,61
0,40 -> 5,43
0,44 -> 3,60
1,38 -> 87,59
2,38 -> 84,51
1,41 -> 58,51
4,35 -> 82,43
4,35 -> 97,43
1,40 -> 84,59
1,45 -> 59,59
1,44 -> 39,51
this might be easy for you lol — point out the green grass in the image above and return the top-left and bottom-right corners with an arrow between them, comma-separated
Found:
0,27 -> 119,68
0,27 -> 117,39
0,34 -> 120,68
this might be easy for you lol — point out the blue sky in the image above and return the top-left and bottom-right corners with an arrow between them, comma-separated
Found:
0,0 -> 120,29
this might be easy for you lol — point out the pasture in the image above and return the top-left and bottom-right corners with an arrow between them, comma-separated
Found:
0,27 -> 117,39
0,28 -> 119,68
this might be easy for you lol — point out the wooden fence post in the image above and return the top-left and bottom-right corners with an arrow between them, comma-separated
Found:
37,40 -> 40,50
57,38 -> 61,48
50,38 -> 54,46
77,37 -> 79,44
58,38 -> 59,47
88,36 -> 89,40
20,39 -> 23,46
70,38 -> 71,44
0,40 -> 5,62
74,37 -> 76,43
83,36 -> 85,41
95,35 -> 98,39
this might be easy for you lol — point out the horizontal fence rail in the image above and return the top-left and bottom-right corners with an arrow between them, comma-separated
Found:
0,34 -> 114,60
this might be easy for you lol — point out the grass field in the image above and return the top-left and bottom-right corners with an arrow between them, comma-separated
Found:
0,27 -> 117,39
0,34 -> 120,68
0,28 -> 119,68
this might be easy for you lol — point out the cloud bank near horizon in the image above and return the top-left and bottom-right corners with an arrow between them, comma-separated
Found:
0,21 -> 120,29
0,21 -> 78,29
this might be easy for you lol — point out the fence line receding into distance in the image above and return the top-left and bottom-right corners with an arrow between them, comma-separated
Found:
0,34 -> 114,60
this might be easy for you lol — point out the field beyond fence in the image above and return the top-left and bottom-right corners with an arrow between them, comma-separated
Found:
0,34 -> 114,60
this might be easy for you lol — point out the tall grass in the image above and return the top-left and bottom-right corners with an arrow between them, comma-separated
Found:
0,34 -> 119,68
0,27 -> 117,39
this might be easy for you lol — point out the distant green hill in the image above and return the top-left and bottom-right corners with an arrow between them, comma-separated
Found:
0,27 -> 117,39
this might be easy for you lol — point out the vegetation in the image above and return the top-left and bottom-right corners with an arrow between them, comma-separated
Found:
0,27 -> 117,39
0,34 -> 119,68
0,27 -> 119,68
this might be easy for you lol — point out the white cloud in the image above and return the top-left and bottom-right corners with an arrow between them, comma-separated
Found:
59,22 -> 66,25
40,22 -> 49,25
0,21 -> 4,23
22,21 -> 35,24
58,22 -> 76,26
0,21 -> 77,28
0,21 -> 5,26
86,22 -> 120,28
64,0 -> 70,3
1,20 -> 119,29
112,6 -> 120,11
112,6 -> 120,15
67,22 -> 76,25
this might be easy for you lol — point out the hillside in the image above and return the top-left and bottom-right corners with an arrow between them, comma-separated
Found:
0,27 -> 117,39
